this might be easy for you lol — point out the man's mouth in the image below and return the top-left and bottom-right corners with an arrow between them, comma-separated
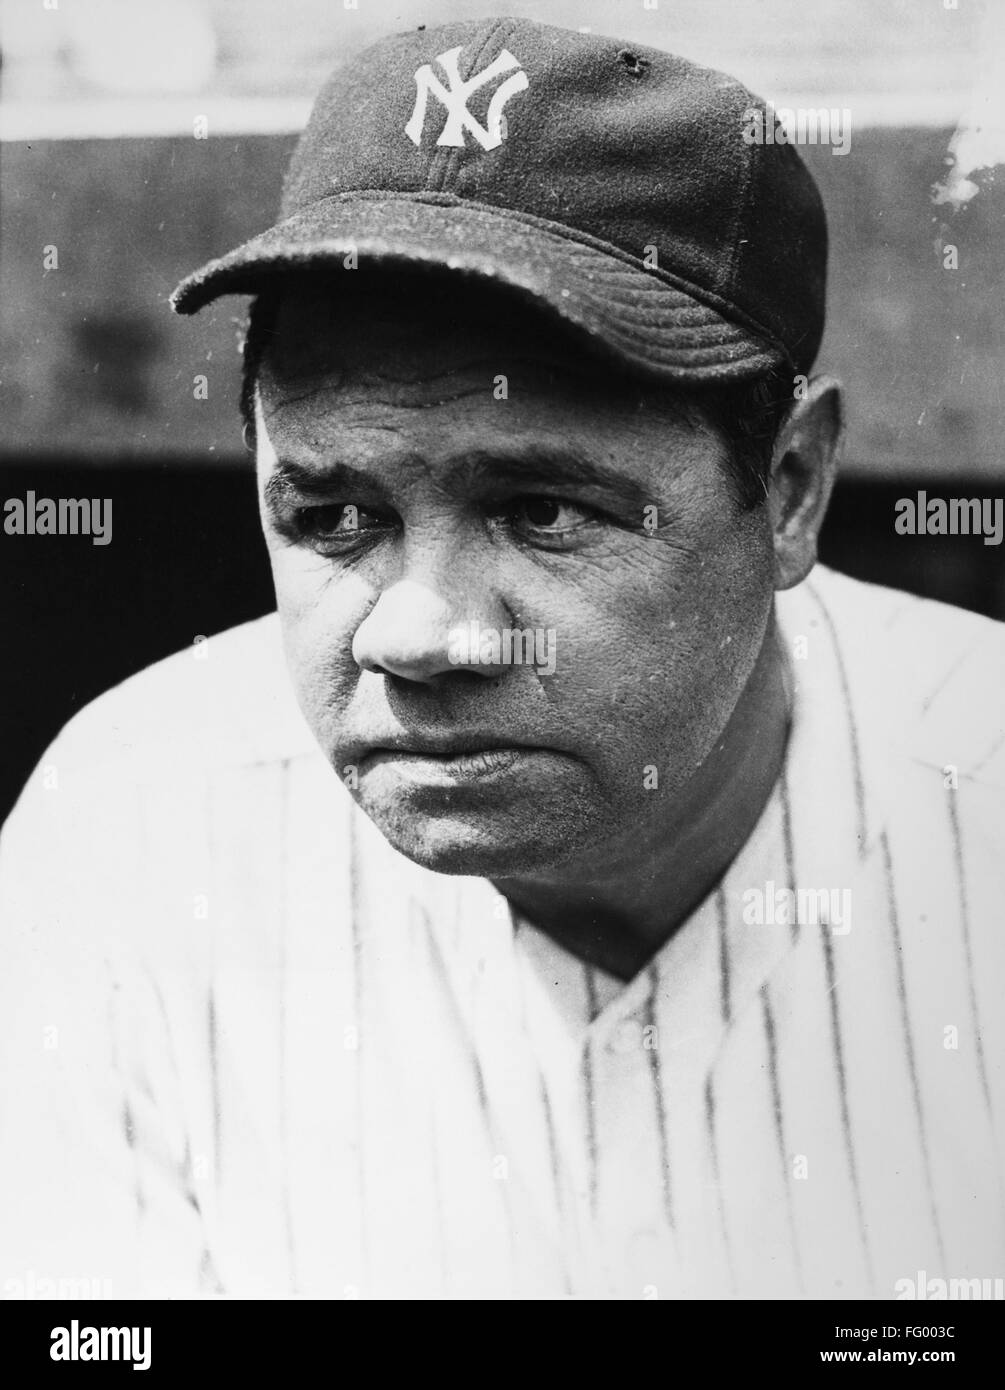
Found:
359,740 -> 541,784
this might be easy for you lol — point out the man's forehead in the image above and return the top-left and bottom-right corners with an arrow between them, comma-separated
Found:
254,406 -> 699,530
253,275 -> 715,480
253,380 -> 715,518
259,276 -> 605,390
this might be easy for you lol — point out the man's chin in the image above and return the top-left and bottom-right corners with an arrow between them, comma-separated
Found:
353,795 -> 596,877
341,748 -> 604,875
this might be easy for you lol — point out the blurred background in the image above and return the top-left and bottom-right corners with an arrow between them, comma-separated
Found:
1,0 -> 1003,821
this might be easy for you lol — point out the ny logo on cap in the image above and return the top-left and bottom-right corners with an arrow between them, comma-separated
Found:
405,45 -> 528,151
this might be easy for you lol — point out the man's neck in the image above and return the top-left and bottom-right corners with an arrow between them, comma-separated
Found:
491,615 -> 794,982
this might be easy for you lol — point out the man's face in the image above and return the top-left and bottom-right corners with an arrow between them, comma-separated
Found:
255,279 -> 777,877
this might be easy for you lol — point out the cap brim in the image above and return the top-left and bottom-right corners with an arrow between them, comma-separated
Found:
170,193 -> 787,383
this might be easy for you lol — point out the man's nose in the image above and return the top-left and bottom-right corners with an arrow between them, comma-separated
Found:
351,573 -> 508,684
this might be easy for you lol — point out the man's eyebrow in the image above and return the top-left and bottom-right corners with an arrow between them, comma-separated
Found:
262,460 -> 382,510
453,448 -> 656,508
262,446 -> 657,510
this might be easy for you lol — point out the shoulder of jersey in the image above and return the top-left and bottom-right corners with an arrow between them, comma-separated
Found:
42,613 -> 317,787
805,564 -> 1005,787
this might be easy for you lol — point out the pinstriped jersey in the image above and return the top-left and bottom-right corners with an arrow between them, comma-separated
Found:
1,563 -> 1003,1299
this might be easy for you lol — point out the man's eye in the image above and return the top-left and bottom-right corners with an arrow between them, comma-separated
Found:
297,503 -> 386,544
506,495 -> 598,534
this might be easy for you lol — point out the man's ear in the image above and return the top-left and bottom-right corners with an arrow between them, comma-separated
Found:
768,375 -> 844,591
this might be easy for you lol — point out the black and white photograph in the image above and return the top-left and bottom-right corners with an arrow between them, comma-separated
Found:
1,0 -> 1003,1352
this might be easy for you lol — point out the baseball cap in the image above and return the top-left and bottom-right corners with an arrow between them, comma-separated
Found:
170,16 -> 827,383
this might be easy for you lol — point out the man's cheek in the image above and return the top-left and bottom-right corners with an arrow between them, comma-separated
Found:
271,546 -> 369,633
277,590 -> 363,725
